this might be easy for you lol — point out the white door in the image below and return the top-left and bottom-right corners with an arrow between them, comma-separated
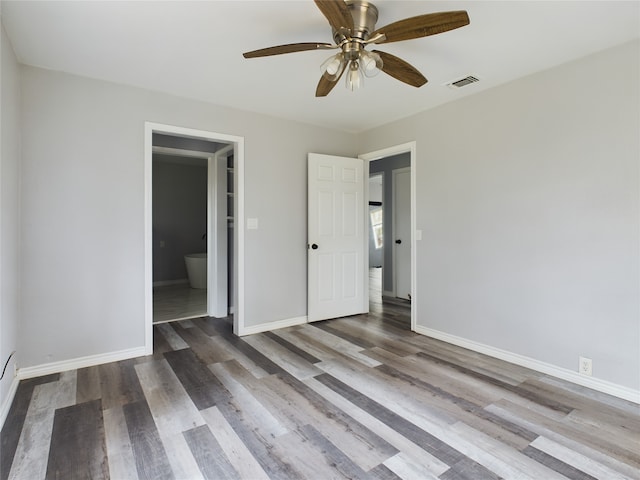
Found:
393,168 -> 411,300
308,153 -> 367,322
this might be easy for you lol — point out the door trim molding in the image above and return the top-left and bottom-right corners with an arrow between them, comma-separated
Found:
359,142 -> 417,332
144,122 -> 245,353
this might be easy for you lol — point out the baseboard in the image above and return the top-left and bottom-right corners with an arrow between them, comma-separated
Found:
0,376 -> 19,431
16,346 -> 148,381
238,316 -> 307,336
415,326 -> 640,404
153,278 -> 189,287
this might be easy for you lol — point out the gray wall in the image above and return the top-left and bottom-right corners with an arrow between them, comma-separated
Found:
0,22 -> 20,415
359,40 -> 640,391
18,65 -> 357,368
152,156 -> 207,283
369,153 -> 411,294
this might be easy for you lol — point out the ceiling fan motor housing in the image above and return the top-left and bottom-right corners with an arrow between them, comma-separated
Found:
333,0 -> 379,59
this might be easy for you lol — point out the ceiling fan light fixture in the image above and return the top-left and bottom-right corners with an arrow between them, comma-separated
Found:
321,52 -> 346,80
346,60 -> 364,91
359,49 -> 383,78
243,1 -> 470,97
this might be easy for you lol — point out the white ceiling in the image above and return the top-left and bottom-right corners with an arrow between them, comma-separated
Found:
2,1 -> 638,133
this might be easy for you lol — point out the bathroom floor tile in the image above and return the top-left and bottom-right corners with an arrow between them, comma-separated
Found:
153,283 -> 207,323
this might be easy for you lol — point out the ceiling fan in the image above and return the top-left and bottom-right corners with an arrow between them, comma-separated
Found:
242,0 -> 470,97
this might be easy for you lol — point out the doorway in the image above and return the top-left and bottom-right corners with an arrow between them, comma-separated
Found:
368,174 -> 384,307
152,149 -> 209,323
151,135 -> 234,324
361,142 -> 416,331
144,123 -> 245,354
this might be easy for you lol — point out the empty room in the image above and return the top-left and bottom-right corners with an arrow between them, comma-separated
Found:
1,1 -> 638,479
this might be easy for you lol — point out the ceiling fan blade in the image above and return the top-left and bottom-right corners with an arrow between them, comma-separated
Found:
373,50 -> 427,88
316,69 -> 345,97
314,0 -> 354,34
370,11 -> 469,44
243,42 -> 335,58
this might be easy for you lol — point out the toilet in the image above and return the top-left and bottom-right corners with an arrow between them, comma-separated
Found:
184,253 -> 207,289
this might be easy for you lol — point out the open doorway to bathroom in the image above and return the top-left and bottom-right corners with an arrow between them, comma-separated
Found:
151,133 -> 232,324
144,123 -> 245,352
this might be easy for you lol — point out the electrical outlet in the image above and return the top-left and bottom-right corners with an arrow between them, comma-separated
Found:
579,356 -> 592,376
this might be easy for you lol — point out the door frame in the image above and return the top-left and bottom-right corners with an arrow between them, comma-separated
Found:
144,122 -> 245,353
209,144 -> 233,318
359,142 -> 416,331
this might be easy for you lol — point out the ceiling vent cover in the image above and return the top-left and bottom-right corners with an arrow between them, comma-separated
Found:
445,75 -> 480,89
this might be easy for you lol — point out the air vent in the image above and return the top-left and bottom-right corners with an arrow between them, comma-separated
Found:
445,75 -> 480,89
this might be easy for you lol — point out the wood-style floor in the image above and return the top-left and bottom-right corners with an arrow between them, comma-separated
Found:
2,288 -> 639,478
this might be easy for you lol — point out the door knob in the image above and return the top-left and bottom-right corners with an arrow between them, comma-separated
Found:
395,239 -> 402,244
311,244 -> 319,250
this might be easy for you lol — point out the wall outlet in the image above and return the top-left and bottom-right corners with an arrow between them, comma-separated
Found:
579,356 -> 592,376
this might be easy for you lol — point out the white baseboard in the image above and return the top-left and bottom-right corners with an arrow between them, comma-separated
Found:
153,278 -> 189,287
0,376 -> 20,431
238,316 -> 307,336
415,326 -> 640,404
16,346 -> 148,381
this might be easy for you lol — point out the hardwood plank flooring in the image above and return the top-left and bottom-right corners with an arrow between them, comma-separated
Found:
122,400 -> 174,479
2,289 -> 639,479
45,399 -> 109,479
0,374 -> 59,480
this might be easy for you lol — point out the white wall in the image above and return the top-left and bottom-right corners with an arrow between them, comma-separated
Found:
359,40 -> 640,391
0,22 -> 21,416
19,66 -> 356,368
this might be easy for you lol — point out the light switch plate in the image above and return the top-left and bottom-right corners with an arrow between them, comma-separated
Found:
416,230 -> 423,241
247,218 -> 259,230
